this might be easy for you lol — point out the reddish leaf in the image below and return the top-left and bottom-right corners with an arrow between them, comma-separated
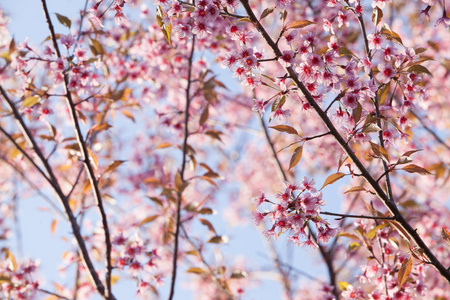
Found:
288,145 -> 303,170
370,141 -> 390,163
344,186 -> 367,194
288,20 -> 316,29
104,160 -> 126,174
401,164 -> 432,175
442,228 -> 450,247
260,7 -> 275,20
186,267 -> 206,274
139,215 -> 159,226
199,218 -> 216,234
269,125 -> 298,135
398,256 -> 412,289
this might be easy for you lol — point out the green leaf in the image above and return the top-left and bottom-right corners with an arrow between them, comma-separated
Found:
339,281 -> 350,291
55,13 -> 71,29
288,145 -> 303,170
337,232 -> 360,240
348,242 -> 360,251
320,172 -> 345,190
367,224 -> 389,239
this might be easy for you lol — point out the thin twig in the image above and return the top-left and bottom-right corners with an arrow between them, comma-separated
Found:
320,211 -> 394,220
168,35 -> 196,300
180,225 -> 234,299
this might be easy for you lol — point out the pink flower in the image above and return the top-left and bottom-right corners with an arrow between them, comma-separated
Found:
251,192 -> 266,206
278,50 -> 295,67
342,93 -> 359,109
251,212 -> 265,226
367,33 -> 382,50
270,108 -> 291,122
338,11 -> 349,28
296,63 -> 317,83
262,228 -> 278,241
323,18 -> 335,34
376,63 -> 396,83
252,99 -> 266,116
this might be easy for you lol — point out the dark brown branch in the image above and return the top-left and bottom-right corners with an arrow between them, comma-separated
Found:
168,35 -> 196,300
41,1 -> 114,298
240,0 -> 450,283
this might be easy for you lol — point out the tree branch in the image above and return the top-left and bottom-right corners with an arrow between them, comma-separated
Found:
168,34 -> 196,300
41,1 -> 114,298
239,0 -> 450,284
320,211 -> 394,220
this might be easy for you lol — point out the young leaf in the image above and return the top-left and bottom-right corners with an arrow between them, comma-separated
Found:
55,13 -> 71,29
186,267 -> 206,274
398,256 -> 412,289
320,172 -> 345,190
372,7 -> 383,26
121,110 -> 135,122
370,141 -> 390,163
199,218 -> 216,234
269,125 -> 298,135
288,145 -> 303,170
260,7 -> 275,20
337,232 -> 361,240
344,186 -> 367,194
348,242 -> 360,251
288,20 -> 316,29
199,105 -> 209,126
401,164 -> 432,175
139,215 -> 159,226
337,153 -> 348,172
104,160 -> 126,174
339,281 -> 349,291
362,123 -> 382,133
22,95 -> 40,107
207,235 -> 229,244
352,102 -> 362,124
231,270 -> 248,279
154,142 -> 172,150
89,38 -> 104,56
442,228 -> 450,247
407,65 -> 433,77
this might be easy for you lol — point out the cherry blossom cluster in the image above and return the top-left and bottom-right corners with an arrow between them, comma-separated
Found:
111,232 -> 163,290
252,177 -> 339,247
0,258 -> 40,300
